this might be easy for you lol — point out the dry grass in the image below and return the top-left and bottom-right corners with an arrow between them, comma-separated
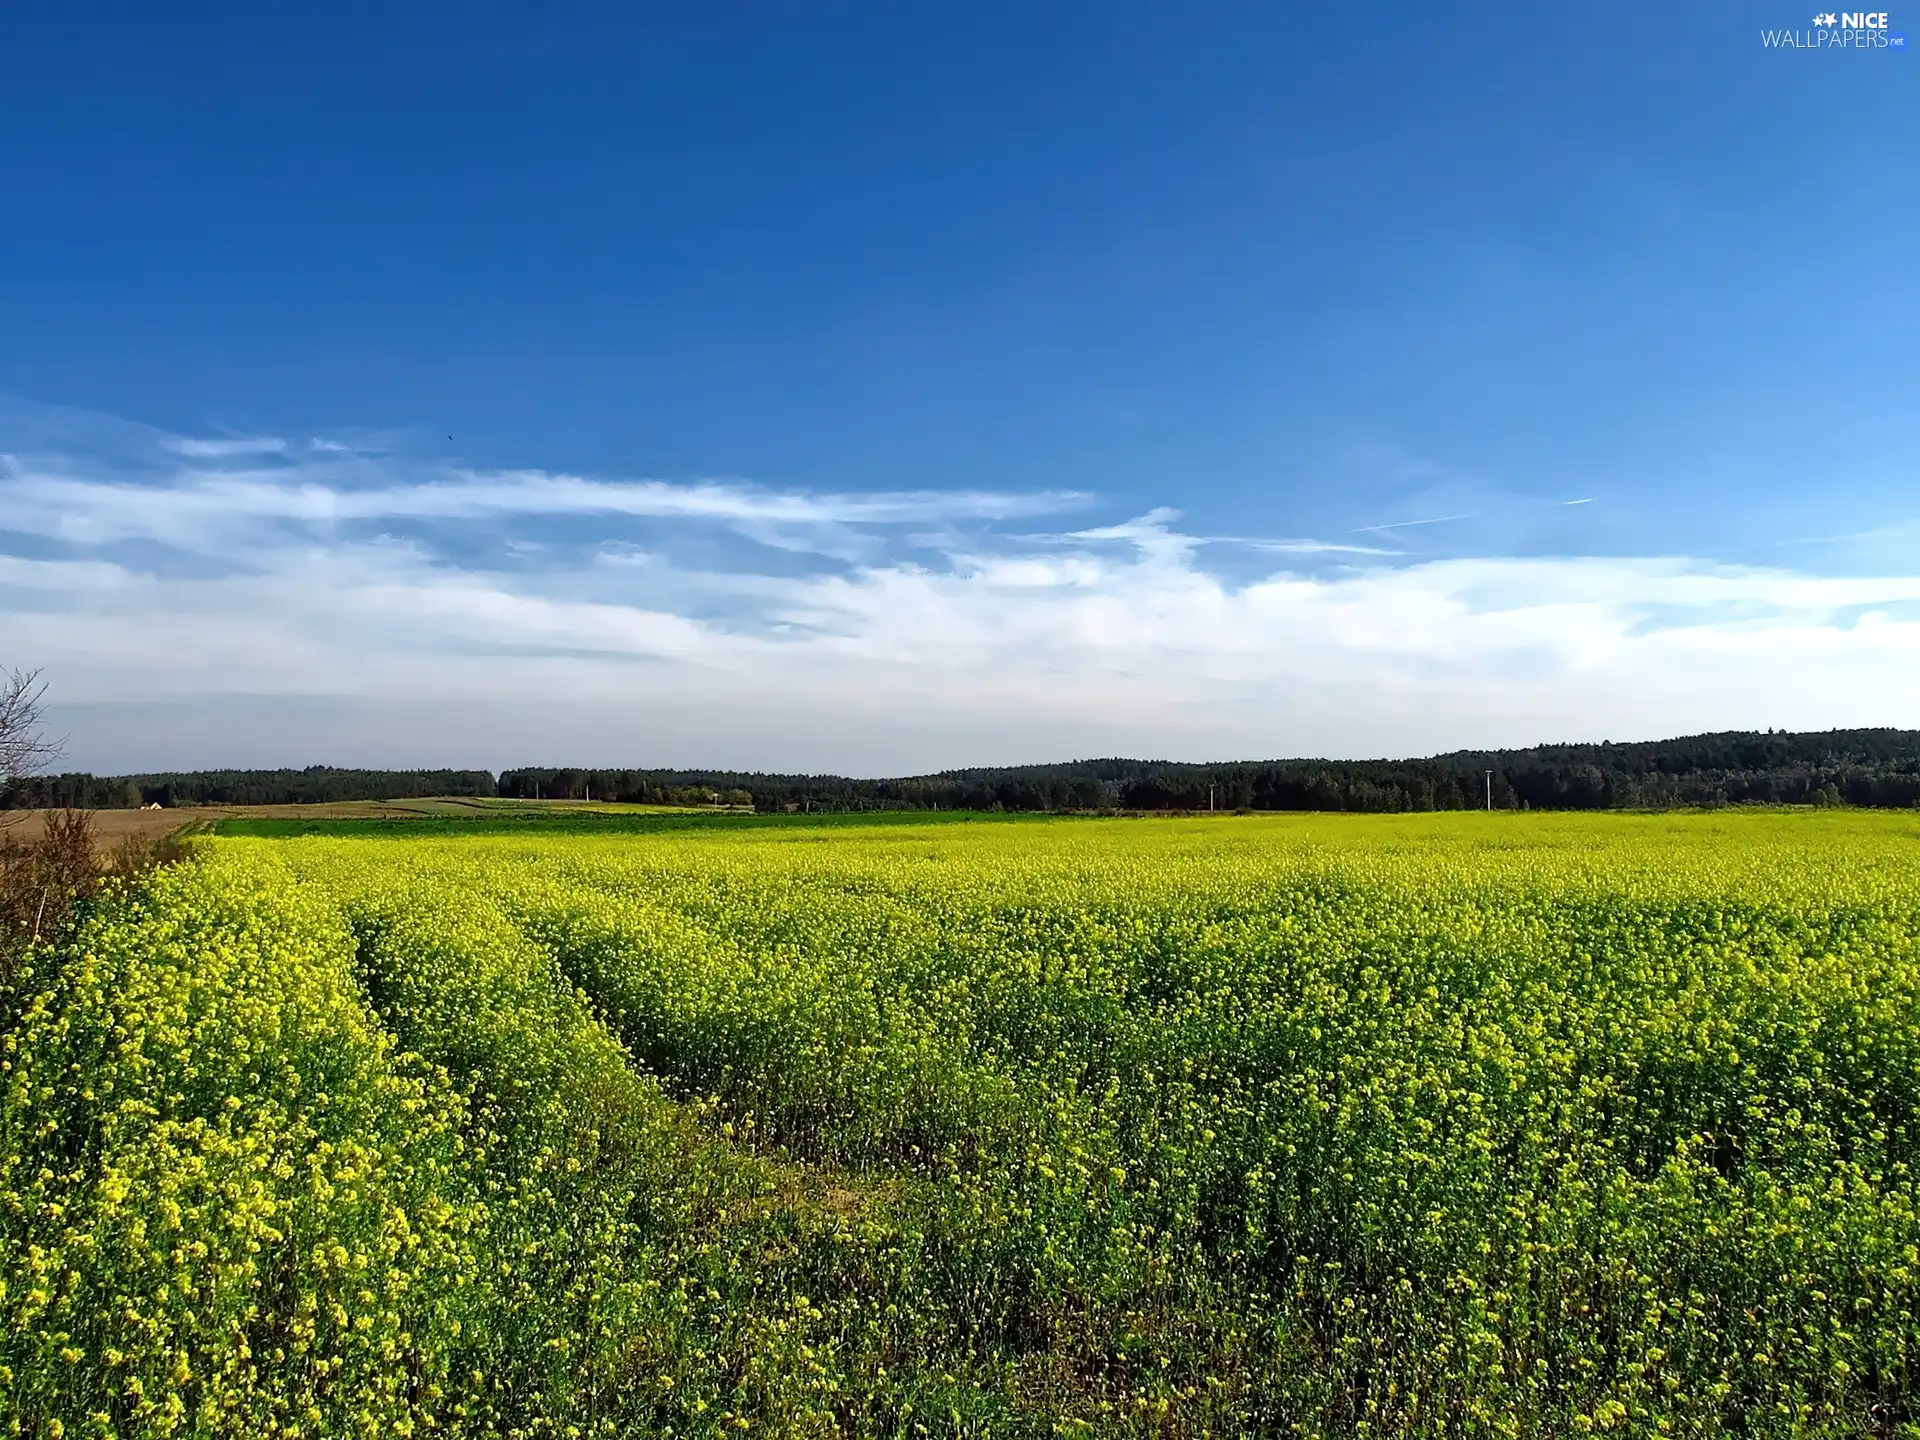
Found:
3,806 -> 219,844
0,798 -> 497,843
0,796 -> 729,844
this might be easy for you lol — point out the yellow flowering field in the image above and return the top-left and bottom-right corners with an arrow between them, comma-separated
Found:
3,811 -> 1918,1437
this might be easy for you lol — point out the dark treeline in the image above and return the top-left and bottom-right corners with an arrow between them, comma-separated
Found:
499,729 -> 1920,813
2,767 -> 496,809
7,730 -> 1920,813
496,769 -> 756,807
498,760 -> 1128,812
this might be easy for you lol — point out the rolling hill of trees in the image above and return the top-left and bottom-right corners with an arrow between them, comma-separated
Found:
8,729 -> 1916,813
498,728 -> 1920,812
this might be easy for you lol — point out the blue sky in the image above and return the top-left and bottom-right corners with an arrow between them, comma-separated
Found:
2,2 -> 1916,772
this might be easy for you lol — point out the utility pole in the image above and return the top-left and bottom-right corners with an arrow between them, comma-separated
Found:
1209,783 -> 1216,812
1485,770 -> 1492,812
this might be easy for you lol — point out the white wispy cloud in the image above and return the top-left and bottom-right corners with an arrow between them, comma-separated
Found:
160,435 -> 289,458
1227,538 -> 1397,556
5,404 -> 1920,771
1,466 -> 1089,549
1354,513 -> 1475,533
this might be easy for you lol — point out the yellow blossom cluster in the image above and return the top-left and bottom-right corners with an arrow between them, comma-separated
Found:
0,855 -> 481,1438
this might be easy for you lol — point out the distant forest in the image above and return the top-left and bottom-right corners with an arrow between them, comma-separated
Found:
4,768 -> 496,810
7,729 -> 1920,813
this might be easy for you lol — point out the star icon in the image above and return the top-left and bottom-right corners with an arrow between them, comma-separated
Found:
1818,11 -> 1838,22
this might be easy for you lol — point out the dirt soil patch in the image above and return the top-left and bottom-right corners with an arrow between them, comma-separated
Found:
0,800 -> 477,843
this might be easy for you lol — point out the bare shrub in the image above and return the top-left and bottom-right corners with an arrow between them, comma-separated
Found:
107,825 -> 191,878
0,809 -> 99,954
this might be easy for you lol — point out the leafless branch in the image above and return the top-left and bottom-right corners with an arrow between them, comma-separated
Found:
1,669 -> 64,828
